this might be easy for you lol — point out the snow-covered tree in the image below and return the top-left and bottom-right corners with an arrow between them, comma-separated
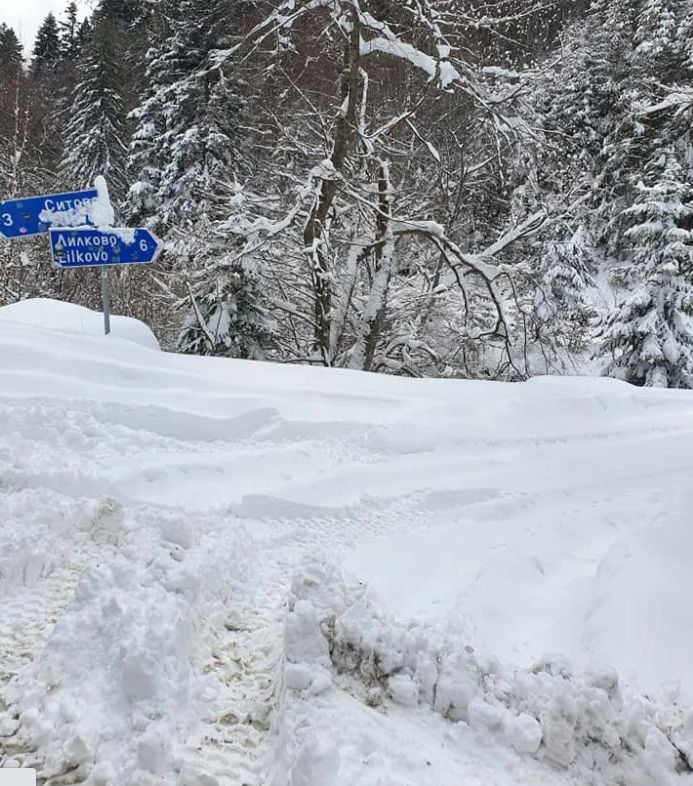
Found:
599,154 -> 693,388
20,0 -> 693,383
126,0 -> 267,357
126,0 -> 244,230
31,14 -> 62,77
530,226 -> 597,364
59,2 -> 82,60
59,6 -> 129,198
213,0 -> 555,373
0,24 -> 22,68
0,23 -> 22,130
97,0 -> 142,29
177,211 -> 273,359
634,0 -> 681,77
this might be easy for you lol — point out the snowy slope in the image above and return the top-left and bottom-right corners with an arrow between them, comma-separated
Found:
2,299 -> 693,786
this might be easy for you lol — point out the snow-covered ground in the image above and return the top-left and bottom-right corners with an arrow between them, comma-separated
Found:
2,298 -> 693,786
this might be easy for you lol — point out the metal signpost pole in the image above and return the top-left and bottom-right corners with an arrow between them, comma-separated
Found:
101,268 -> 111,335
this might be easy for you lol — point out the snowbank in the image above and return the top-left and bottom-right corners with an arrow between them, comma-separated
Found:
3,503 -> 254,786
274,561 -> 693,786
3,304 -> 693,786
0,298 -> 159,349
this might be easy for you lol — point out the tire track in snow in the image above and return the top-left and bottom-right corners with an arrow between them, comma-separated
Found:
182,609 -> 283,786
0,565 -> 89,769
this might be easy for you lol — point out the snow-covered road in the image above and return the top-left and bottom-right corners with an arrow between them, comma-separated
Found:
2,299 -> 693,786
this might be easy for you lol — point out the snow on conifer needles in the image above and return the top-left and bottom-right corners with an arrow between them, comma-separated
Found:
11,1 -> 693,386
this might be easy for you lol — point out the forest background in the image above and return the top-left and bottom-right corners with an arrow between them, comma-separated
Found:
2,0 -> 692,387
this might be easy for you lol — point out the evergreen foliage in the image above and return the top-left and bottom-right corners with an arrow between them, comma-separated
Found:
127,0 -> 244,230
600,154 -> 693,387
2,0 -> 693,384
0,24 -> 22,69
31,14 -> 62,76
59,2 -> 82,60
177,231 -> 273,360
59,4 -> 129,197
127,0 -> 259,357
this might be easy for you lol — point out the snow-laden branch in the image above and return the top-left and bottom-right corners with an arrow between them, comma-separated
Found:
359,37 -> 459,88
211,0 -> 332,65
640,87 -> 693,117
482,210 -> 547,258
357,10 -> 459,88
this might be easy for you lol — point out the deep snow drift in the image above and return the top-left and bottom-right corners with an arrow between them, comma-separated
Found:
1,299 -> 693,786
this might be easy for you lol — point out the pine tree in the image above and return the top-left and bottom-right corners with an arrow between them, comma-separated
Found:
59,2 -> 82,60
127,0 -> 244,230
177,215 -> 273,359
0,24 -> 22,136
97,0 -> 142,29
59,7 -> 129,198
634,0 -> 682,78
537,226 -> 595,353
0,24 -> 23,69
31,14 -> 62,77
589,0 -> 641,43
76,18 -> 93,52
534,16 -> 616,185
599,154 -> 693,388
127,0 -> 271,358
0,24 -> 22,193
678,2 -> 693,71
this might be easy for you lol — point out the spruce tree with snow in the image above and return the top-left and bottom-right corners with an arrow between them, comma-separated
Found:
0,24 -> 23,69
97,0 -> 142,29
177,236 -> 272,359
126,0 -> 244,230
126,0 -> 268,358
174,184 -> 274,359
589,0 -> 640,40
678,2 -> 693,70
0,24 -> 23,128
76,18 -> 92,53
600,154 -> 693,388
59,2 -> 82,60
31,14 -> 62,77
0,24 -> 21,193
535,227 -> 596,358
634,0 -> 681,78
59,6 -> 129,198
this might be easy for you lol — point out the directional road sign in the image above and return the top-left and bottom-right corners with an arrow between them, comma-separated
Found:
49,227 -> 162,269
0,189 -> 99,238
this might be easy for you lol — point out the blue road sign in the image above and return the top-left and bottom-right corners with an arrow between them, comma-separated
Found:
49,227 -> 162,269
0,189 -> 99,238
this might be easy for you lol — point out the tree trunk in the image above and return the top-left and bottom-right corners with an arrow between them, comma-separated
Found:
350,159 -> 395,371
303,3 -> 361,364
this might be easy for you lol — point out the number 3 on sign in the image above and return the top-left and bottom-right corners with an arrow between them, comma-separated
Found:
2,213 -> 13,227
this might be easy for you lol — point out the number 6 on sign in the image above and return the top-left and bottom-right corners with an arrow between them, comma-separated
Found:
49,227 -> 162,268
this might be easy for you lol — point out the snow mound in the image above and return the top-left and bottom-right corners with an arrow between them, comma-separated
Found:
275,561 -> 693,786
0,493 -> 119,597
4,508 -> 253,786
0,298 -> 159,349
